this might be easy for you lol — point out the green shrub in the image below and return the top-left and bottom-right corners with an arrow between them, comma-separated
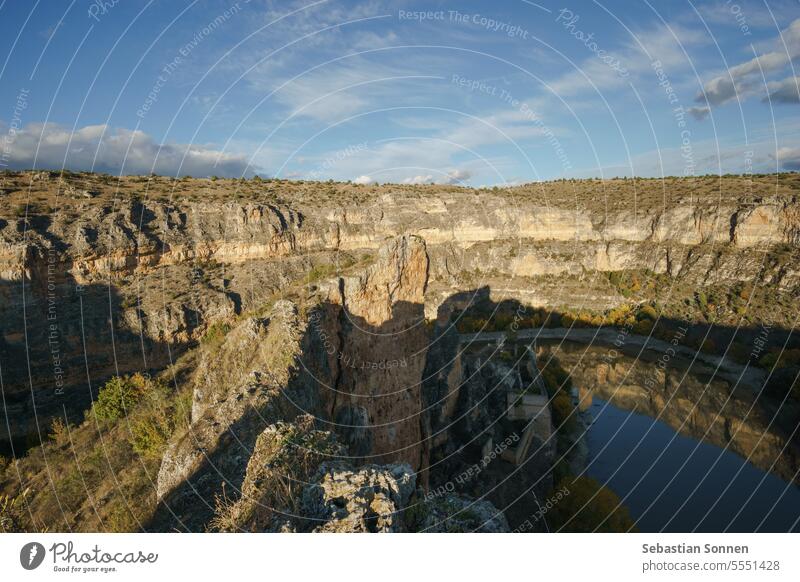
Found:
201,322 -> 231,346
105,502 -> 139,532
48,417 -> 71,446
55,469 -> 86,511
637,304 -> 658,321
93,375 -> 150,421
551,392 -> 577,432
758,348 -> 800,369
540,358 -> 573,395
0,490 -> 29,532
548,476 -> 637,532
92,374 -> 163,420
695,291 -> 708,311
306,263 -> 337,283
130,416 -> 171,458
128,376 -> 186,458
632,319 -> 654,335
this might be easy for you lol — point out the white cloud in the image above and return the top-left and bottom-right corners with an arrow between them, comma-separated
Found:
353,175 -> 373,184
443,168 -> 472,184
402,174 -> 434,184
774,146 -> 800,169
766,76 -> 800,103
0,122 -> 254,177
547,23 -> 707,97
696,18 -> 800,108
264,57 -> 444,123
688,106 -> 711,120
399,168 -> 472,185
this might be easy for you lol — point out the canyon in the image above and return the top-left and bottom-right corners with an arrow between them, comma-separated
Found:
1,171 -> 798,532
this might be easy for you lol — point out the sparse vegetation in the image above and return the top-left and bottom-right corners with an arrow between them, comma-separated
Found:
0,364 -> 193,532
209,415 -> 342,532
0,489 -> 30,532
201,321 -> 232,346
548,476 -> 637,532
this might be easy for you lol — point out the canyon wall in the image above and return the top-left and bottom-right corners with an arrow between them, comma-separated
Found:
1,174 -> 798,451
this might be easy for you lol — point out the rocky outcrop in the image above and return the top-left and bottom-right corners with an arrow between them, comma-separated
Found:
210,416 -> 344,533
412,494 -> 510,533
153,235 -> 432,530
204,414 -> 508,533
153,300 -> 316,529
302,462 -> 416,532
316,235 -> 430,470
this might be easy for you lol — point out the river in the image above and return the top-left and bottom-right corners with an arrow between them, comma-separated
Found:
585,394 -> 800,532
527,334 -> 800,532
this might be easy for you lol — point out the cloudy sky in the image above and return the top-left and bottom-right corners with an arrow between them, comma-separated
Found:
0,0 -> 798,184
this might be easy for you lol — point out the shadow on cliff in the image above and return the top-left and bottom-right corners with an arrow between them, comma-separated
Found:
3,257 -> 796,529
147,295 -> 429,532
427,287 -> 800,480
0,267 -> 178,457
147,284 -> 800,532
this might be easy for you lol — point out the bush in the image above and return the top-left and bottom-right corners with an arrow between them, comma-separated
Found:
130,416 -> 171,458
48,417 -> 72,446
92,374 -> 153,421
105,502 -> 139,532
539,358 -> 573,395
696,291 -> 708,311
548,476 -> 637,532
201,322 -> 231,346
632,319 -> 654,335
637,304 -> 658,321
129,377 -> 188,458
758,348 -> 800,370
0,490 -> 29,532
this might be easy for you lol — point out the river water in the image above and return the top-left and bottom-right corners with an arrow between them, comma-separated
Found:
584,395 -> 800,532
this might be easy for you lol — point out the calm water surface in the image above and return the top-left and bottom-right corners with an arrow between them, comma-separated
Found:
585,396 -> 800,532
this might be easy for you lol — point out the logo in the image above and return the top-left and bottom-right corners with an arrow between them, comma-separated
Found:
20,542 -> 46,570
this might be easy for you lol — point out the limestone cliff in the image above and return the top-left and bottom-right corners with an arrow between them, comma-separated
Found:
1,171 -> 798,456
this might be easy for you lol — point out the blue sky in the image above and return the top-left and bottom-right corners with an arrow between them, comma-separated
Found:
1,0 -> 798,184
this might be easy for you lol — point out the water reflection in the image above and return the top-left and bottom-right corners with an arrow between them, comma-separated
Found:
539,339 -> 800,532
586,397 -> 800,532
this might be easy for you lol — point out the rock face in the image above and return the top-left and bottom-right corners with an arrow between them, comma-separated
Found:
210,416 -> 344,533
200,413 -> 508,533
302,462 -> 416,533
153,235 -> 432,530
153,300 -> 317,528
2,173 -> 799,451
413,494 -> 510,533
4,172 -> 799,532
318,235 -> 430,470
